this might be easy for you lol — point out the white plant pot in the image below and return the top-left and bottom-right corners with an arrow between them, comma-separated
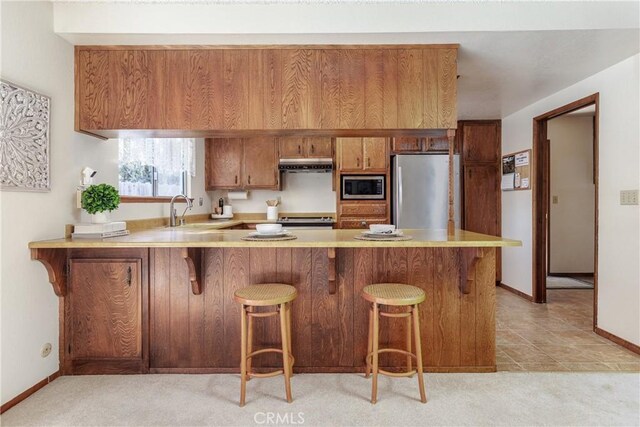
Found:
91,212 -> 109,224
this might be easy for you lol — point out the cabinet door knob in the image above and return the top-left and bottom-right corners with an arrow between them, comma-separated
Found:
126,266 -> 132,286
361,221 -> 367,227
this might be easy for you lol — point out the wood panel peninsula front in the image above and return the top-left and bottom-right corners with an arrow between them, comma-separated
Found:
30,228 -> 520,375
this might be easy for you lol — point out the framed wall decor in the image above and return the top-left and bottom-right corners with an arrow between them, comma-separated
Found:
0,80 -> 51,192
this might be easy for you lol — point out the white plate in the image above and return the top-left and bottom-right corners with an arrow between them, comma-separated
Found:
248,230 -> 292,238
211,213 -> 233,219
361,230 -> 404,237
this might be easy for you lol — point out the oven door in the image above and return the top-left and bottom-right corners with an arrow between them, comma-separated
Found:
341,175 -> 385,200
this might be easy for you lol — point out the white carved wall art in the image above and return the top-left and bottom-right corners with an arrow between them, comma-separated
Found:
0,80 -> 51,191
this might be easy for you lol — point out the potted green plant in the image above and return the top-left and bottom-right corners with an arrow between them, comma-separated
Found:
81,183 -> 120,223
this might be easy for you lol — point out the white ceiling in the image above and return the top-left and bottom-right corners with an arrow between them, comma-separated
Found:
51,1 -> 640,120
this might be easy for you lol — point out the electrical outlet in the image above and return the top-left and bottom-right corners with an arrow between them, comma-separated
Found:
620,190 -> 639,205
552,195 -> 559,204
198,197 -> 203,207
41,342 -> 52,358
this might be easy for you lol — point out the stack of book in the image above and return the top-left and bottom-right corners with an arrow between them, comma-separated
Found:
71,222 -> 129,239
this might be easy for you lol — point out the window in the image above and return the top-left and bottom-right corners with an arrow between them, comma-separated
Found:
118,138 -> 195,200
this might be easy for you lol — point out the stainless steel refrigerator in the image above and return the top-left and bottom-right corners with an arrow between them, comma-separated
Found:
392,154 -> 462,229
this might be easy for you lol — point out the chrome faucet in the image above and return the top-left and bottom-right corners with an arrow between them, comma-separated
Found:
169,194 -> 193,227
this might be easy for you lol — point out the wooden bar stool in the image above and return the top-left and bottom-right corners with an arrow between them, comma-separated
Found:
362,283 -> 427,404
234,284 -> 297,407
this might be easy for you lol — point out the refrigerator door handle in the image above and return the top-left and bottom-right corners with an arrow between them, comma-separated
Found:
397,166 -> 403,217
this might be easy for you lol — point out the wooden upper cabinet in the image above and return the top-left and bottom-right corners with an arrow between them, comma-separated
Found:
362,138 -> 388,171
462,122 -> 501,163
337,138 -> 363,171
75,46 -> 458,136
306,137 -> 332,158
392,137 -> 422,153
243,137 -> 279,189
206,138 -> 243,189
337,137 -> 388,172
279,137 -> 332,159
279,137 -> 305,158
206,137 -> 278,189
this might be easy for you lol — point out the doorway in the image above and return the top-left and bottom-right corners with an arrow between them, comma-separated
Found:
532,93 -> 599,328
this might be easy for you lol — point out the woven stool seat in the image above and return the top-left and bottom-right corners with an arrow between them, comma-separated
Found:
362,283 -> 426,306
234,284 -> 297,306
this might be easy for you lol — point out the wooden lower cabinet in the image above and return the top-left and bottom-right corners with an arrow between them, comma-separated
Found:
65,249 -> 148,374
57,246 -> 495,374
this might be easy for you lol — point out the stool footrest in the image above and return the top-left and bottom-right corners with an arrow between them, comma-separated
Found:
380,312 -> 412,319
378,368 -> 417,378
250,370 -> 284,379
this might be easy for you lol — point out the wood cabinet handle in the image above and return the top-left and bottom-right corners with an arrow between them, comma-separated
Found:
248,175 -> 251,184
235,175 -> 238,184
298,145 -> 301,154
367,157 -> 371,168
356,158 -> 360,167
126,266 -> 132,286
311,144 -> 315,154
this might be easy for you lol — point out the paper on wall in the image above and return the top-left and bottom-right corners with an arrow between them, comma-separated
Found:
521,178 -> 529,189
515,151 -> 529,167
501,173 -> 515,190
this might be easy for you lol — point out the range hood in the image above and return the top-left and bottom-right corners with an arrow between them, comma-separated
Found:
278,158 -> 333,173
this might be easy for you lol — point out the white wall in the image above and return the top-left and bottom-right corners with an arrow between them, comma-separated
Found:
0,2 -> 213,405
211,173 -> 336,215
502,54 -> 640,345
548,115 -> 595,273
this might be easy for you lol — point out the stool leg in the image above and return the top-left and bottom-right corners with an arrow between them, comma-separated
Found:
412,304 -> 427,403
371,302 -> 380,404
246,306 -> 253,381
286,302 -> 294,375
365,304 -> 373,378
280,303 -> 293,403
406,306 -> 413,376
240,305 -> 248,407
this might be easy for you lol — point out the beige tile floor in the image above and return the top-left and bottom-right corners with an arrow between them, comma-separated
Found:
496,287 -> 640,372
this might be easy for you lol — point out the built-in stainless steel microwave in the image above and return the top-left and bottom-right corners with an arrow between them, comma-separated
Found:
341,175 -> 385,200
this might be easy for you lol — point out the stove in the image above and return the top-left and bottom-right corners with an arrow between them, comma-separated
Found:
277,216 -> 334,229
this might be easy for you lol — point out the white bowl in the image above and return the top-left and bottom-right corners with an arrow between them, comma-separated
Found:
256,223 -> 283,234
369,224 -> 396,233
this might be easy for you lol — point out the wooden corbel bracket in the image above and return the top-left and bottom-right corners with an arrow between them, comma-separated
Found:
328,248 -> 337,295
182,247 -> 204,295
459,248 -> 483,295
30,248 -> 67,297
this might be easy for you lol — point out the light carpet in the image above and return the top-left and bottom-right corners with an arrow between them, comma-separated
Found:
2,373 -> 639,426
546,276 -> 594,289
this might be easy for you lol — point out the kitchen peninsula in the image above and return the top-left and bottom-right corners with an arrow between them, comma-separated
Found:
30,227 -> 519,375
